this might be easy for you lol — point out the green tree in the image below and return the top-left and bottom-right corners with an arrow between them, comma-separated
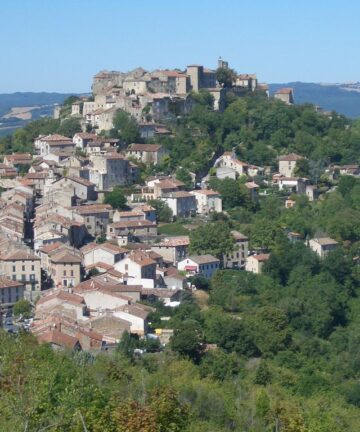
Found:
175,167 -> 193,189
216,67 -> 237,88
148,199 -> 172,222
13,299 -> 32,319
113,109 -> 140,143
209,177 -> 250,209
254,361 -> 272,385
57,118 -> 82,137
103,186 -> 128,210
189,222 -> 235,261
170,320 -> 202,362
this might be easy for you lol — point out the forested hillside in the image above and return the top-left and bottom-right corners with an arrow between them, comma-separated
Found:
3,92 -> 360,431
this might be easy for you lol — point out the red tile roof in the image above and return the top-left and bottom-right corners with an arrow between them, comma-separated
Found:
128,143 -> 162,152
37,330 -> 80,349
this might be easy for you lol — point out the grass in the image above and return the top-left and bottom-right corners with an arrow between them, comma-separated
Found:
158,222 -> 189,236
193,289 -> 209,310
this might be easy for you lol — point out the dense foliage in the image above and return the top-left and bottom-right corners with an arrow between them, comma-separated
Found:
3,91 -> 360,430
157,92 -> 360,175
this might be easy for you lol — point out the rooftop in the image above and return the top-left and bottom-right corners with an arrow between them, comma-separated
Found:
186,255 -> 220,264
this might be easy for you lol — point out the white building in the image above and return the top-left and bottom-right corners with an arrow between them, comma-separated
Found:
178,255 -> 220,279
308,237 -> 338,258
278,153 -> 303,177
245,254 -> 270,274
224,231 -> 248,269
161,191 -> 197,218
190,189 -> 222,214
81,242 -> 127,268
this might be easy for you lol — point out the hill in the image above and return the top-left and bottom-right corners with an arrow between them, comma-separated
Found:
0,92 -> 80,136
269,82 -> 360,118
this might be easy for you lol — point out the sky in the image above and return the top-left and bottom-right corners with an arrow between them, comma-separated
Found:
1,0 -> 360,93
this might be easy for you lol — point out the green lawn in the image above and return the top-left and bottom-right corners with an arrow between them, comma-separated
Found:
158,222 -> 189,236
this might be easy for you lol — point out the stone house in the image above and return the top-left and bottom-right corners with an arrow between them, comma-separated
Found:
88,153 -> 135,191
38,135 -> 75,157
161,191 -> 197,218
126,144 -> 167,165
73,132 -> 97,149
224,231 -> 249,269
3,153 -> 32,167
72,204 -> 113,237
274,88 -> 294,104
0,250 -> 41,301
49,250 -> 82,288
151,236 -> 189,265
107,220 -> 157,241
245,254 -> 270,274
190,189 -> 223,214
81,242 -> 127,268
35,290 -> 86,321
49,176 -> 97,202
309,237 -> 339,258
113,303 -> 153,335
278,153 -> 303,177
115,251 -> 157,281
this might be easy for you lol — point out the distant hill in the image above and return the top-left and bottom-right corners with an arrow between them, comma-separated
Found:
269,82 -> 360,118
0,92 -> 81,136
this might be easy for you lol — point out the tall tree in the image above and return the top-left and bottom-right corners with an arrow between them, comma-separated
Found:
189,222 -> 235,261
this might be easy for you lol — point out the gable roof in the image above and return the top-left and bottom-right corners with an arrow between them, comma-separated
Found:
38,330 -> 80,349
279,153 -> 303,162
37,290 -> 85,306
128,143 -> 162,152
249,254 -> 270,262
0,276 -> 23,289
81,242 -> 127,255
312,237 -> 339,246
186,255 -> 220,265
1,250 -> 40,261
50,251 -> 82,264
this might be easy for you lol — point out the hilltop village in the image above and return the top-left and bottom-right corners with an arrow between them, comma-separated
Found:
0,58 -> 352,351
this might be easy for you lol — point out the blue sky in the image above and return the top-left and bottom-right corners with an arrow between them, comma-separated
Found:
1,0 -> 360,93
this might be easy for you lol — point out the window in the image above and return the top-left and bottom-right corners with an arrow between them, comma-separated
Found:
12,275 -> 16,281
71,270 -> 74,277
22,265 -> 25,271
21,275 -> 26,282
12,266 -> 16,272
31,265 -> 34,271
63,270 -> 66,276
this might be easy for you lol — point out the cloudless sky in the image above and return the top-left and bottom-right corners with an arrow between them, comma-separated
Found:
1,0 -> 360,93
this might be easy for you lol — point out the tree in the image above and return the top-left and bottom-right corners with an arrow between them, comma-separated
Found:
57,118 -> 82,137
189,222 -> 235,261
148,199 -> 172,222
254,361 -> 272,385
294,158 -> 310,177
170,321 -> 202,362
117,331 -> 138,358
175,167 -> 193,189
113,109 -> 140,143
209,177 -> 250,209
216,67 -> 237,88
103,186 -> 128,210
190,90 -> 215,109
13,299 -> 32,319
200,349 -> 240,381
